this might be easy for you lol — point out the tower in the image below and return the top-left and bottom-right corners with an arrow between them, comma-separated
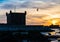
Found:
6,10 -> 26,25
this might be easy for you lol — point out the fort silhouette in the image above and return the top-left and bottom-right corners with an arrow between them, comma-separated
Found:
6,10 -> 26,25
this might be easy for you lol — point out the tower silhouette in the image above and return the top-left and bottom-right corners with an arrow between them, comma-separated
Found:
6,10 -> 26,25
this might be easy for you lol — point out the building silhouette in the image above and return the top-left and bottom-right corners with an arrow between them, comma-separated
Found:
6,10 -> 26,25
0,10 -> 57,42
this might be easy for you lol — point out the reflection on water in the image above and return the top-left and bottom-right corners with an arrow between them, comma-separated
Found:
50,38 -> 60,42
51,40 -> 58,42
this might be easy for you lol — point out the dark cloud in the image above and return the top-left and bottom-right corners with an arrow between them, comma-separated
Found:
0,0 -> 60,9
1,4 -> 16,9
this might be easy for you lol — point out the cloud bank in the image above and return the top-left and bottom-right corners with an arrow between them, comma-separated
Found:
0,0 -> 60,9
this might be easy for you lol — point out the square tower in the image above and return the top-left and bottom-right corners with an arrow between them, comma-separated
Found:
6,10 -> 26,25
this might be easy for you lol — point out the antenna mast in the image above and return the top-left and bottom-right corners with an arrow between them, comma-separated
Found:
37,8 -> 39,11
14,5 -> 16,12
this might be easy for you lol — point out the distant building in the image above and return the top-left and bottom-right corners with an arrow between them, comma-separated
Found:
49,24 -> 59,28
6,10 -> 26,25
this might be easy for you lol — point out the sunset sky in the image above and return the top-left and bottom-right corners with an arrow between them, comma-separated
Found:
0,0 -> 60,26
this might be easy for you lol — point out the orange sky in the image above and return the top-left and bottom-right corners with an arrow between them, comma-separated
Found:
26,6 -> 60,26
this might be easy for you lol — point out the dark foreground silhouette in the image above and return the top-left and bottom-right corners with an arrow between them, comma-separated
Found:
0,31 -> 50,42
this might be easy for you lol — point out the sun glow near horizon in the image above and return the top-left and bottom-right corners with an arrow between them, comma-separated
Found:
46,18 -> 60,26
51,19 -> 59,25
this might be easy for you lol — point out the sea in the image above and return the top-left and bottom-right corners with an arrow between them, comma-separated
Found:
0,26 -> 60,42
